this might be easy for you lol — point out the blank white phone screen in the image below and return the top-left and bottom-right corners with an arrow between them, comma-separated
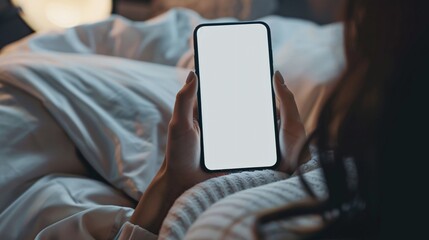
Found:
196,23 -> 278,171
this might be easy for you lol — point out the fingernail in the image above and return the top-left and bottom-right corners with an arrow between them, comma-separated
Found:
186,71 -> 195,84
275,71 -> 285,85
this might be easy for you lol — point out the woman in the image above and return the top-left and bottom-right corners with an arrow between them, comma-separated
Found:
120,0 -> 428,239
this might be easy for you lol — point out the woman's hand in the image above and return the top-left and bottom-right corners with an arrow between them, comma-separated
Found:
130,71 -> 220,234
130,70 -> 308,233
273,71 -> 310,174
162,71 -> 222,192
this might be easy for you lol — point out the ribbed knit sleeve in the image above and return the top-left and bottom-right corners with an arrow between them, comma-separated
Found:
159,170 -> 288,239
116,221 -> 157,240
185,168 -> 326,239
116,157 -> 320,239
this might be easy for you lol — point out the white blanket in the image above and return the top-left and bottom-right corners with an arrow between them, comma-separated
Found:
0,9 -> 343,239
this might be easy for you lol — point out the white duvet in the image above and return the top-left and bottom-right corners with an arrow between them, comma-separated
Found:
0,9 -> 343,239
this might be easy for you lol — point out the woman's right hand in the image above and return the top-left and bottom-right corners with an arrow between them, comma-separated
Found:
273,71 -> 310,174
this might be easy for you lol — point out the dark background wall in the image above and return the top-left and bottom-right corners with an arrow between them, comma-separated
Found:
115,0 -> 343,23
0,0 -> 33,49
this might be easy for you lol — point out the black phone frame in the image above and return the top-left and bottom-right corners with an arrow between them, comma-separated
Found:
193,21 -> 281,173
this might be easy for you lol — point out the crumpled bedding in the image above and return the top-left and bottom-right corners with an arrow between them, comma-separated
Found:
0,9 -> 344,239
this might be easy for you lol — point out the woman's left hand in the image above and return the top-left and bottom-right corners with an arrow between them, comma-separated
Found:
130,71 -> 221,234
161,71 -> 222,192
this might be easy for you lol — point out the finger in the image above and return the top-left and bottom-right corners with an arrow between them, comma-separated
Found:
193,99 -> 199,122
275,97 -> 280,120
170,71 -> 198,129
273,71 -> 303,131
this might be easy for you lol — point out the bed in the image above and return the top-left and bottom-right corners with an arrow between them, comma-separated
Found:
0,8 -> 344,239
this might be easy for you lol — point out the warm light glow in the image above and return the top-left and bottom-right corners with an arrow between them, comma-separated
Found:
45,2 -> 82,28
12,0 -> 112,32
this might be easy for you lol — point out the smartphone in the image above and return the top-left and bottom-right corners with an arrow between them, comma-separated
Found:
194,21 -> 280,172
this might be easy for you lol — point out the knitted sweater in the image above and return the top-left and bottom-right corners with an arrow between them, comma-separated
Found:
117,159 -> 322,239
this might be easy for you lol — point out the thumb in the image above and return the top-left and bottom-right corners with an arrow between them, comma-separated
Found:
273,71 -> 302,131
170,71 -> 198,130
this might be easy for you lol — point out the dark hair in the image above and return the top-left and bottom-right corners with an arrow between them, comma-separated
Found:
255,0 -> 429,239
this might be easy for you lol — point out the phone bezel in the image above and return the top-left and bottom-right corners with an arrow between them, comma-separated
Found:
193,21 -> 281,172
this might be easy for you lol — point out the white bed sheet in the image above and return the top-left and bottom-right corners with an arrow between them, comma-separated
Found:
0,9 -> 344,239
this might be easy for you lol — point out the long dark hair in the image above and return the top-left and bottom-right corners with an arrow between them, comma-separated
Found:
255,0 -> 428,239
